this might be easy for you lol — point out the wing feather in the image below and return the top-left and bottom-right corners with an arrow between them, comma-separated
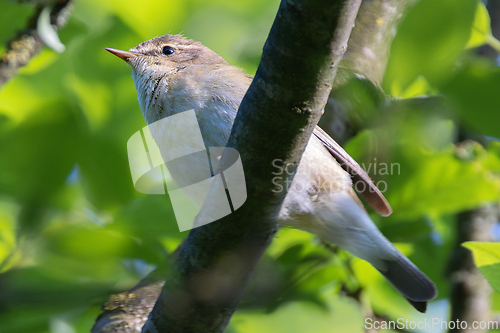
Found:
313,126 -> 392,216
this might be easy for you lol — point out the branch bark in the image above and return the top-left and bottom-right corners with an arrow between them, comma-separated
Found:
319,0 -> 419,144
140,0 -> 361,332
337,0 -> 418,87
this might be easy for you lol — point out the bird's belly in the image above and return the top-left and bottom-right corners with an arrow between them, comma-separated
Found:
278,136 -> 352,220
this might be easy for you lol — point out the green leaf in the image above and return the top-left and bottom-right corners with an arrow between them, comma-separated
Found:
0,2 -> 32,50
0,203 -> 18,272
66,74 -> 112,129
83,0 -> 186,40
0,100 -> 82,203
349,106 -> 500,220
347,116 -> 500,220
466,1 -> 492,49
383,0 -> 476,95
463,242 -> 500,292
389,147 -> 500,219
229,291 -> 365,333
442,61 -> 500,139
464,242 -> 500,267
77,132 -> 136,209
400,75 -> 433,99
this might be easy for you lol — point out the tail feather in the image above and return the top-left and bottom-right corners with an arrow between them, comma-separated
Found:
376,254 -> 437,313
307,191 -> 438,313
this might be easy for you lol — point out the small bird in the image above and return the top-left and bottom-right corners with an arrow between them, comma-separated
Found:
106,34 -> 437,312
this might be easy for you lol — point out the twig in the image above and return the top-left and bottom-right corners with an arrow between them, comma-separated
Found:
0,0 -> 75,87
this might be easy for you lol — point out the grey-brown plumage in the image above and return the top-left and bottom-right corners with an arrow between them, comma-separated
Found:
106,34 -> 437,312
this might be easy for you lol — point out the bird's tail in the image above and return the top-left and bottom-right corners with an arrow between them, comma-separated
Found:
311,191 -> 437,312
376,252 -> 437,312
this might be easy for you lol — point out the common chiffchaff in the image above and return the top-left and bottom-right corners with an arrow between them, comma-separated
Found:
106,34 -> 437,312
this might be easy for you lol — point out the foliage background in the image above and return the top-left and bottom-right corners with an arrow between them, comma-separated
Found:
0,0 -> 499,332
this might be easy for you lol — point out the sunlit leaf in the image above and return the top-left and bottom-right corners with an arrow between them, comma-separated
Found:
465,1 -> 491,49
230,291 -> 365,333
19,49 -> 59,75
400,76 -> 433,99
0,203 -> 18,272
86,0 -> 186,40
383,0 -> 476,95
463,242 -> 500,293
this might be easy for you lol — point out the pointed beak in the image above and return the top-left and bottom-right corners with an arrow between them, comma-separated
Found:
105,48 -> 142,62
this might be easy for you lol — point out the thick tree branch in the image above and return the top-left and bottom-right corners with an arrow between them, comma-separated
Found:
141,0 -> 361,332
0,0 -> 74,88
92,244 -> 184,333
91,273 -> 165,333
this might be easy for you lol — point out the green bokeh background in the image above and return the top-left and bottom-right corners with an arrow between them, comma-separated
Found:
0,0 -> 500,332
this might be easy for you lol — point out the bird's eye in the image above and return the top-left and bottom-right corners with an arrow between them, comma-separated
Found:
162,46 -> 175,55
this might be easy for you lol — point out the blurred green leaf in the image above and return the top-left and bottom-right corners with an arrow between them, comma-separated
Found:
66,75 -> 112,129
230,291 -> 365,333
389,146 -> 500,219
400,75 -> 433,98
0,203 -> 18,272
83,0 -> 187,40
466,1 -> 491,49
383,0 -> 476,95
463,242 -> 500,293
442,61 -> 500,139
78,132 -> 135,209
0,2 -> 32,51
328,76 -> 385,130
0,100 -> 81,203
347,104 -> 500,221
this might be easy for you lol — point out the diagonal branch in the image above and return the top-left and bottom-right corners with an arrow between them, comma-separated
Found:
141,0 -> 361,332
338,0 -> 418,87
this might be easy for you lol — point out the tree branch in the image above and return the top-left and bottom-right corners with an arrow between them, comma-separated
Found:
0,0 -> 74,88
319,0 -> 418,144
141,0 -> 361,332
446,205 -> 497,333
337,0 -> 418,87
